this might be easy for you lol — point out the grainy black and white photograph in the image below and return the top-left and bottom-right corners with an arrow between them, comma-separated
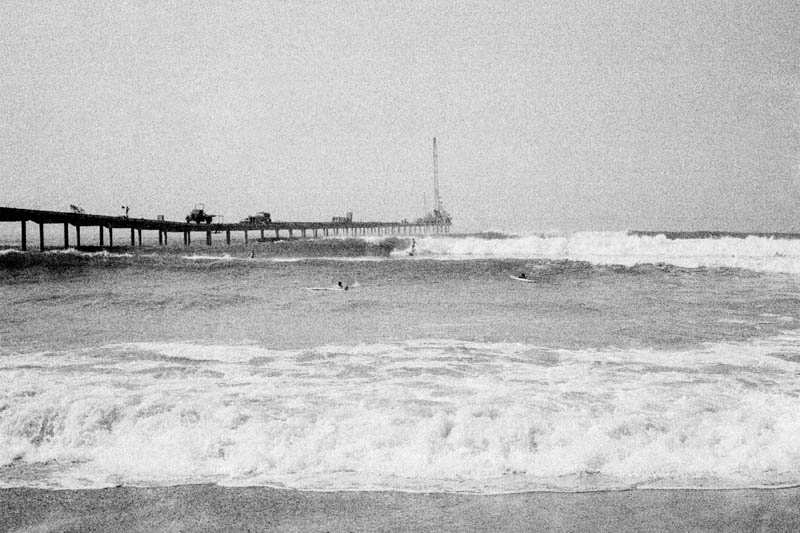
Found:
1,1 -> 799,531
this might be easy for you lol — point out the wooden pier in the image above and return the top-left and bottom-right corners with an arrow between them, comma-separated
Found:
0,207 -> 450,251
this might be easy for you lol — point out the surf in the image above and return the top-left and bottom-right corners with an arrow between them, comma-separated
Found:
394,232 -> 800,274
3,336 -> 800,493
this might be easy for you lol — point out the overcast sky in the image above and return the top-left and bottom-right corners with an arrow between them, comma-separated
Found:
2,1 -> 798,232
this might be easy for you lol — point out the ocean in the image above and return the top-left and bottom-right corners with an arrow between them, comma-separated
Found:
1,231 -> 800,495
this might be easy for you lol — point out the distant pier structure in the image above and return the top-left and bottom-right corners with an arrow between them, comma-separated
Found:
0,207 -> 450,251
2,139 -> 455,251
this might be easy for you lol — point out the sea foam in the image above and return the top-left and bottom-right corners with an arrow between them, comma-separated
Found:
2,336 -> 800,492
401,232 -> 800,274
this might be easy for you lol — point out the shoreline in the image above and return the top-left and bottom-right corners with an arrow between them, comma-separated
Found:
2,485 -> 799,532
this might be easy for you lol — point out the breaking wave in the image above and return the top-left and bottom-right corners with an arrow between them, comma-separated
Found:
2,336 -> 800,492
4,232 -> 800,274
401,232 -> 800,274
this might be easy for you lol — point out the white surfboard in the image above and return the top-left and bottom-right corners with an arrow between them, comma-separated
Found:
509,275 -> 536,283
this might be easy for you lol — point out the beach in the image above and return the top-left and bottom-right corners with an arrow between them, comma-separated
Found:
3,485 -> 800,532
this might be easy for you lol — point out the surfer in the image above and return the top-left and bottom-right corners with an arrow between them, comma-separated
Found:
338,281 -> 349,291
518,272 -> 526,279
249,249 -> 255,259
408,238 -> 416,257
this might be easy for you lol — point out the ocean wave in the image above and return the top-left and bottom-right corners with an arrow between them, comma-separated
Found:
4,232 -> 800,274
400,232 -> 800,274
0,238 -> 401,268
2,336 -> 800,492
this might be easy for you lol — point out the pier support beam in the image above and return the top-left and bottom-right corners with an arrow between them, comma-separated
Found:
260,229 -> 264,239
206,230 -> 212,246
158,231 -> 163,246
130,228 -> 135,246
75,226 -> 81,247
99,226 -> 104,246
108,227 -> 113,247
20,221 -> 26,251
63,222 -> 69,248
244,230 -> 248,244
137,229 -> 142,246
226,230 -> 230,245
39,222 -> 44,251
275,228 -> 279,239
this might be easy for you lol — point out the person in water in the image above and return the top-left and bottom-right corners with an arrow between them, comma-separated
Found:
519,272 -> 526,279
338,281 -> 349,290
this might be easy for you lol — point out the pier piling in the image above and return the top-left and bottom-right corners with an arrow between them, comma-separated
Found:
20,221 -> 26,251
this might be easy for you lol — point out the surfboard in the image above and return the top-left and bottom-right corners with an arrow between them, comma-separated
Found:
510,275 -> 536,283
306,286 -> 349,291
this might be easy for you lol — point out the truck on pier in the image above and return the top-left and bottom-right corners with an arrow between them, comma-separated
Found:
242,212 -> 272,224
186,204 -> 215,224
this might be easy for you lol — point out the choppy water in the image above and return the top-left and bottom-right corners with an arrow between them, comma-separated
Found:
1,232 -> 800,493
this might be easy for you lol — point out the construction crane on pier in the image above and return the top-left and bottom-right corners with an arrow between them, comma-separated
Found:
417,137 -> 452,225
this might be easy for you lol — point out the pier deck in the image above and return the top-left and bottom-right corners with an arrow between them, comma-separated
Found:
0,207 -> 449,251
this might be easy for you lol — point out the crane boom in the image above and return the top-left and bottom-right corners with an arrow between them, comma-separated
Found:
433,137 -> 441,213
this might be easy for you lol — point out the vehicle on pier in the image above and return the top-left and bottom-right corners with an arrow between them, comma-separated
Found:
242,211 -> 271,224
332,211 -> 353,224
416,208 -> 452,225
186,204 -> 215,224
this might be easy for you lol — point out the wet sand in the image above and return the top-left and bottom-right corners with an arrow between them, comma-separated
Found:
2,485 -> 799,532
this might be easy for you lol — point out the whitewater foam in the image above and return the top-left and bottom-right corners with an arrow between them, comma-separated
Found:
2,335 -> 800,492
399,232 -> 800,274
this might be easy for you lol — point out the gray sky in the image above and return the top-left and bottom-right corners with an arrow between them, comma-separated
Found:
2,1 -> 798,232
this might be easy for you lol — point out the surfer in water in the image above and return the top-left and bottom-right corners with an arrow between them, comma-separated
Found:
408,238 -> 416,256
249,249 -> 255,259
518,272 -> 527,279
338,281 -> 349,291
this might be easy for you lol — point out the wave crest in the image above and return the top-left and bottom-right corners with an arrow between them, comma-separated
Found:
404,232 -> 800,273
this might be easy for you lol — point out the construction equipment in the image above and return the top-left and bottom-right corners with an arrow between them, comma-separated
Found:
185,204 -> 215,224
242,212 -> 271,224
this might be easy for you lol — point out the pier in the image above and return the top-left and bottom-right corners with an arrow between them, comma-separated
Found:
0,207 -> 450,251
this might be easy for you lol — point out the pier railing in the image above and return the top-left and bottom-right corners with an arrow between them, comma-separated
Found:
0,207 -> 450,251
